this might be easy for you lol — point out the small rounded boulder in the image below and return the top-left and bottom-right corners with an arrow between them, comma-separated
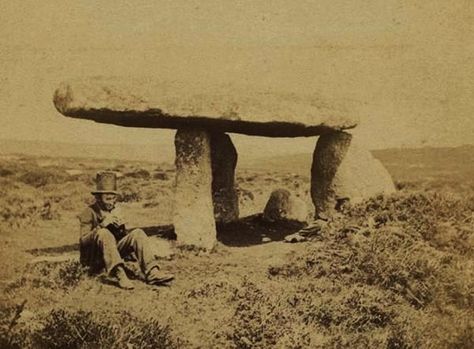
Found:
263,189 -> 309,223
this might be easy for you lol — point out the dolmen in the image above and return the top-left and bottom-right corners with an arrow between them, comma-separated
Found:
54,77 -> 395,250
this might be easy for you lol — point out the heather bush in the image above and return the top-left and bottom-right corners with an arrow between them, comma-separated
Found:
0,167 -> 13,177
0,307 -> 180,349
118,186 -> 141,202
124,169 -> 151,179
225,280 -> 311,349
0,179 -> 44,227
344,191 -> 474,255
6,260 -> 86,292
34,309 -> 179,349
0,302 -> 33,349
153,171 -> 169,180
18,168 -> 69,188
223,280 -> 417,349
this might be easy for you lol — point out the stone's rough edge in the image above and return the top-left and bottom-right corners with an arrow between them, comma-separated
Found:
173,129 -> 216,250
59,108 -> 353,137
210,133 -> 239,223
53,79 -> 360,136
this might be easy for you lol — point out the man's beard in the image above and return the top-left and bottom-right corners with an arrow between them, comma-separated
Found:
99,202 -> 115,211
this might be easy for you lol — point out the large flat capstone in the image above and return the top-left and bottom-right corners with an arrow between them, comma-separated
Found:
53,78 -> 358,137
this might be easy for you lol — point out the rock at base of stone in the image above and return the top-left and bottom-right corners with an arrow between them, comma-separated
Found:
311,132 -> 396,218
297,219 -> 328,238
284,232 -> 308,243
210,133 -> 239,223
263,189 -> 309,223
173,129 -> 216,250
334,150 -> 396,204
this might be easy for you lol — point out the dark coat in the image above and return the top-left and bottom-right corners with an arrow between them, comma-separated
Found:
77,202 -> 126,272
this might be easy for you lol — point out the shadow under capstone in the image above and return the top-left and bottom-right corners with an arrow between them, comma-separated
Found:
216,214 -> 305,247
141,214 -> 305,247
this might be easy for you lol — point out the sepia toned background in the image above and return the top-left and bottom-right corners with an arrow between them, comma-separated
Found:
1,0 -> 473,162
1,1 -> 473,348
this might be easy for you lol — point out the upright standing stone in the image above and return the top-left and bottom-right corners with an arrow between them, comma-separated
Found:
311,132 -> 396,218
174,129 -> 216,250
311,132 -> 352,218
210,133 -> 239,223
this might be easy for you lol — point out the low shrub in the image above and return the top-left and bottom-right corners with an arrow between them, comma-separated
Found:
344,192 -> 474,255
34,309 -> 179,349
0,179 -> 44,227
6,260 -> 86,292
18,168 -> 69,188
118,186 -> 141,203
0,301 -> 33,349
226,280 -> 308,349
39,201 -> 61,220
153,171 -> 169,180
1,305 -> 180,349
124,169 -> 150,179
0,167 -> 13,177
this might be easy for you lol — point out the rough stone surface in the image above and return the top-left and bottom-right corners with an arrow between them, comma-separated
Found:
53,78 -> 358,137
311,131 -> 352,217
284,233 -> 308,243
332,146 -> 396,203
263,189 -> 309,223
174,129 -> 216,250
211,133 -> 239,223
311,132 -> 396,218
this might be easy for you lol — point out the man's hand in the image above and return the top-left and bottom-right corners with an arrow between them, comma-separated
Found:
100,213 -> 120,228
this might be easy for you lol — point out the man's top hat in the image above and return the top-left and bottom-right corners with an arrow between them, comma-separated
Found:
92,171 -> 118,195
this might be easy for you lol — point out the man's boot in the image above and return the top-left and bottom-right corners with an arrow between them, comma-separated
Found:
146,266 -> 174,286
114,265 -> 135,290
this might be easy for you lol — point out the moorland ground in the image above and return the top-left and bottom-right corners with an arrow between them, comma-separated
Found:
0,146 -> 473,348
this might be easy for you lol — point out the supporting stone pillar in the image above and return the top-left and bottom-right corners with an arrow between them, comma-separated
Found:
311,131 -> 396,219
174,129 -> 216,250
210,132 -> 239,223
311,131 -> 352,219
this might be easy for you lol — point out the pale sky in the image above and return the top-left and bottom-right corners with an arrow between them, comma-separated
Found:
0,0 -> 473,156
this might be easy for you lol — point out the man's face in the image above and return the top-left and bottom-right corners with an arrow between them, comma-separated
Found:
98,193 -> 117,211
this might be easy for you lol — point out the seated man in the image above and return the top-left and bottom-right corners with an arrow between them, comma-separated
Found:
78,171 -> 174,289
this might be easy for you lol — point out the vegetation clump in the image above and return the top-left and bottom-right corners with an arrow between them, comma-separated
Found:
1,306 -> 179,349
6,260 -> 86,292
262,191 -> 473,348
